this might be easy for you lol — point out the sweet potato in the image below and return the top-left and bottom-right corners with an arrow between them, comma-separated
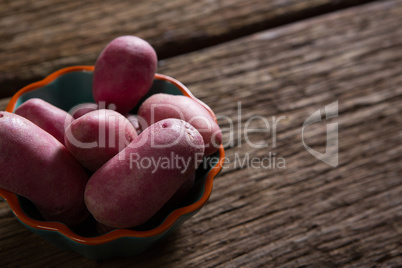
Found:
138,93 -> 222,155
14,98 -> 73,145
70,102 -> 98,119
64,109 -> 137,171
84,118 -> 204,228
0,112 -> 89,226
92,35 -> 157,114
95,172 -> 196,234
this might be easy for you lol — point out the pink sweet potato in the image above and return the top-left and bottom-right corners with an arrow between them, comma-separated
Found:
85,118 -> 204,228
70,102 -> 98,119
65,109 -> 137,171
95,172 -> 196,234
0,112 -> 89,226
138,93 -> 222,155
14,98 -> 73,145
92,35 -> 157,114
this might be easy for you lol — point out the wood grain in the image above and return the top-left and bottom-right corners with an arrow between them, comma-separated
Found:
0,98 -> 9,111
1,0 -> 402,267
0,0 -> 375,98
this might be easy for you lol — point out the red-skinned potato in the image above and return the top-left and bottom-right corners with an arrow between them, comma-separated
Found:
138,93 -> 222,155
95,172 -> 196,234
84,118 -> 204,228
92,35 -> 157,114
0,112 -> 89,226
14,98 -> 73,145
70,102 -> 98,119
65,109 -> 137,172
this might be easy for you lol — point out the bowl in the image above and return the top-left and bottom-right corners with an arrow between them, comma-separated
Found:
1,66 -> 225,260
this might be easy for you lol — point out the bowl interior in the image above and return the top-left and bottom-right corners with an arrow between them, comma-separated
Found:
8,68 -> 222,238
14,70 -> 185,113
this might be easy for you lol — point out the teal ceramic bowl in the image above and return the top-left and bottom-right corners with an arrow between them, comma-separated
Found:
1,66 -> 224,260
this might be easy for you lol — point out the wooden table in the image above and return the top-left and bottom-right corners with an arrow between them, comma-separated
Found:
1,0 -> 401,266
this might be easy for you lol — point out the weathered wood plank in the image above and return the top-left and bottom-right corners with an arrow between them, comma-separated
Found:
0,99 -> 9,111
0,0 -> 375,98
0,0 -> 402,267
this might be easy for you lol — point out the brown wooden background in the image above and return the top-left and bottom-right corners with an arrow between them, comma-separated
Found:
0,0 -> 401,267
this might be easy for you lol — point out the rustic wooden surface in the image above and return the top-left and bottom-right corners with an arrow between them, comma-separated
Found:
0,0 -> 374,98
1,0 -> 402,267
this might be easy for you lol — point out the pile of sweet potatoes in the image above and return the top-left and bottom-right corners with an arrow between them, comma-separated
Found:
0,36 -> 222,231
